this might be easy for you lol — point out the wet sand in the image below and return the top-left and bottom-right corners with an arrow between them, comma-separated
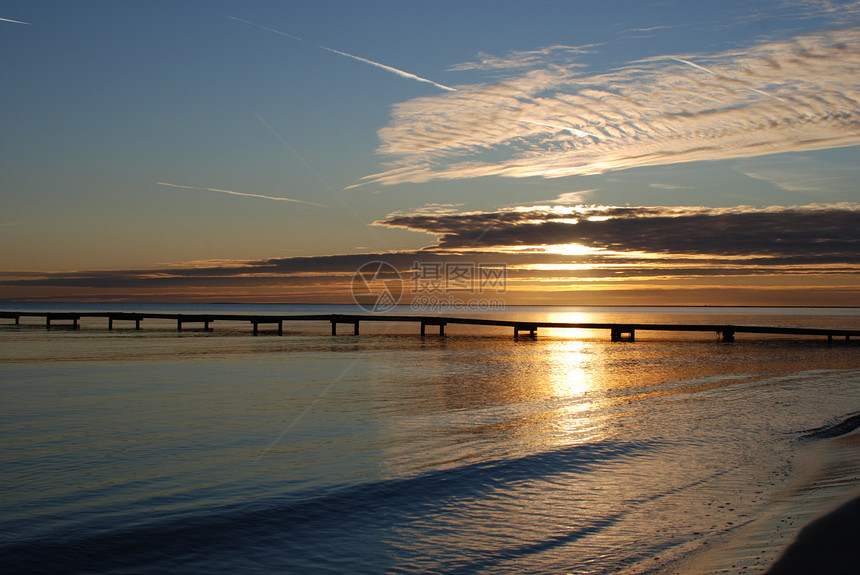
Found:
660,423 -> 860,574
764,493 -> 860,574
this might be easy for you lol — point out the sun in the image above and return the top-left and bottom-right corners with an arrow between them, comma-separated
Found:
547,243 -> 602,257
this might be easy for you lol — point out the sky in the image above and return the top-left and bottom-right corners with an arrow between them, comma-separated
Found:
1,0 -> 859,306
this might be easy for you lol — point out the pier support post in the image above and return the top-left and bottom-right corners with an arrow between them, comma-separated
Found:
421,322 -> 445,336
46,315 -> 79,330
611,327 -> 635,342
252,322 -> 258,336
720,329 -> 735,343
108,317 -> 113,330
278,321 -> 283,336
204,321 -> 211,332
135,319 -> 141,330
177,318 -> 182,332
421,321 -> 447,337
330,320 -> 359,336
514,325 -> 537,339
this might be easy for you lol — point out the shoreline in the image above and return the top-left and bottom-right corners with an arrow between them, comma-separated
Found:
659,423 -> 860,574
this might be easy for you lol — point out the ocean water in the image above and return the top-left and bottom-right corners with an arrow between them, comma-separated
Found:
1,304 -> 859,574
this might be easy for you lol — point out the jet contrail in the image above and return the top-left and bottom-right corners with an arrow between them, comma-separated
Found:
317,45 -> 456,91
745,87 -> 786,102
670,57 -> 784,101
0,16 -> 31,25
226,15 -> 455,92
520,119 -> 600,139
670,57 -> 716,75
156,181 -> 323,206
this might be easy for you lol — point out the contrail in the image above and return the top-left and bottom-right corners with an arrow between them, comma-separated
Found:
156,181 -> 323,206
226,15 -> 455,91
745,87 -> 786,102
520,119 -> 600,139
251,111 -> 393,248
670,57 -> 784,101
670,57 -> 716,75
0,16 -> 31,25
318,45 -> 456,91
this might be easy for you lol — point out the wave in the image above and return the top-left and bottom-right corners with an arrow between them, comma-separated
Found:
800,412 -> 860,440
1,439 -> 658,574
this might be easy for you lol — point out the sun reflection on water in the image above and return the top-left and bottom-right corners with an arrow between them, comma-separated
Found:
538,339 -> 609,445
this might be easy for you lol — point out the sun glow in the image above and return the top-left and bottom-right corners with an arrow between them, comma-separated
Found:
546,243 -> 604,257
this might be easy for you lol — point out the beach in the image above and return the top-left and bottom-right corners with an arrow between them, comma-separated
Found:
662,418 -> 860,574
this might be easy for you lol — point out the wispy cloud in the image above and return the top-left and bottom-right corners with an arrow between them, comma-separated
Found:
226,15 -> 455,92
0,16 -> 30,25
649,183 -> 694,190
156,181 -> 323,207
447,45 -> 597,72
550,190 -> 598,204
357,27 -> 860,186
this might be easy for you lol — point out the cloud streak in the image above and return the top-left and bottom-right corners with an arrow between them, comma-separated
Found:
357,27 -> 860,186
227,15 -> 455,92
156,182 -> 322,206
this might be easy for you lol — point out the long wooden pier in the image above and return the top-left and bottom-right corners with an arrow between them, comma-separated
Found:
1,311 -> 857,343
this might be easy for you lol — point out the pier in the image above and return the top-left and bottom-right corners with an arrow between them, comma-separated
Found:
1,311 -> 858,343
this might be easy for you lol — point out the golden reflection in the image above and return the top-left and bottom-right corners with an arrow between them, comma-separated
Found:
545,340 -> 591,398
539,339 -> 608,444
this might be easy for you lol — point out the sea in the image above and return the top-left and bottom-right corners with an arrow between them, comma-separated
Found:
1,303 -> 859,574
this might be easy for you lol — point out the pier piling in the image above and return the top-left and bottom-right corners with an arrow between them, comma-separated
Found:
611,327 -> 635,342
514,325 -> 537,339
420,321 -> 446,336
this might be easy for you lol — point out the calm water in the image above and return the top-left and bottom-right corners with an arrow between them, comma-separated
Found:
1,305 -> 859,574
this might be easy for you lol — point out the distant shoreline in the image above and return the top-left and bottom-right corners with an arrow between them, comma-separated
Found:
2,301 -> 859,309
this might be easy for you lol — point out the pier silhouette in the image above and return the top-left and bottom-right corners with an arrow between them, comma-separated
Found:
1,311 -> 857,343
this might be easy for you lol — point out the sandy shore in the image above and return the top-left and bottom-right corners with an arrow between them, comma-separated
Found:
764,492 -> 860,574
660,423 -> 860,574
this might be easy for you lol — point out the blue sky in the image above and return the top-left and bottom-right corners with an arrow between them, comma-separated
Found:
1,1 -> 859,304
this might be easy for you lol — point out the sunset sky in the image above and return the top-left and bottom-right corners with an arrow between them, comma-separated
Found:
2,0 -> 859,305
